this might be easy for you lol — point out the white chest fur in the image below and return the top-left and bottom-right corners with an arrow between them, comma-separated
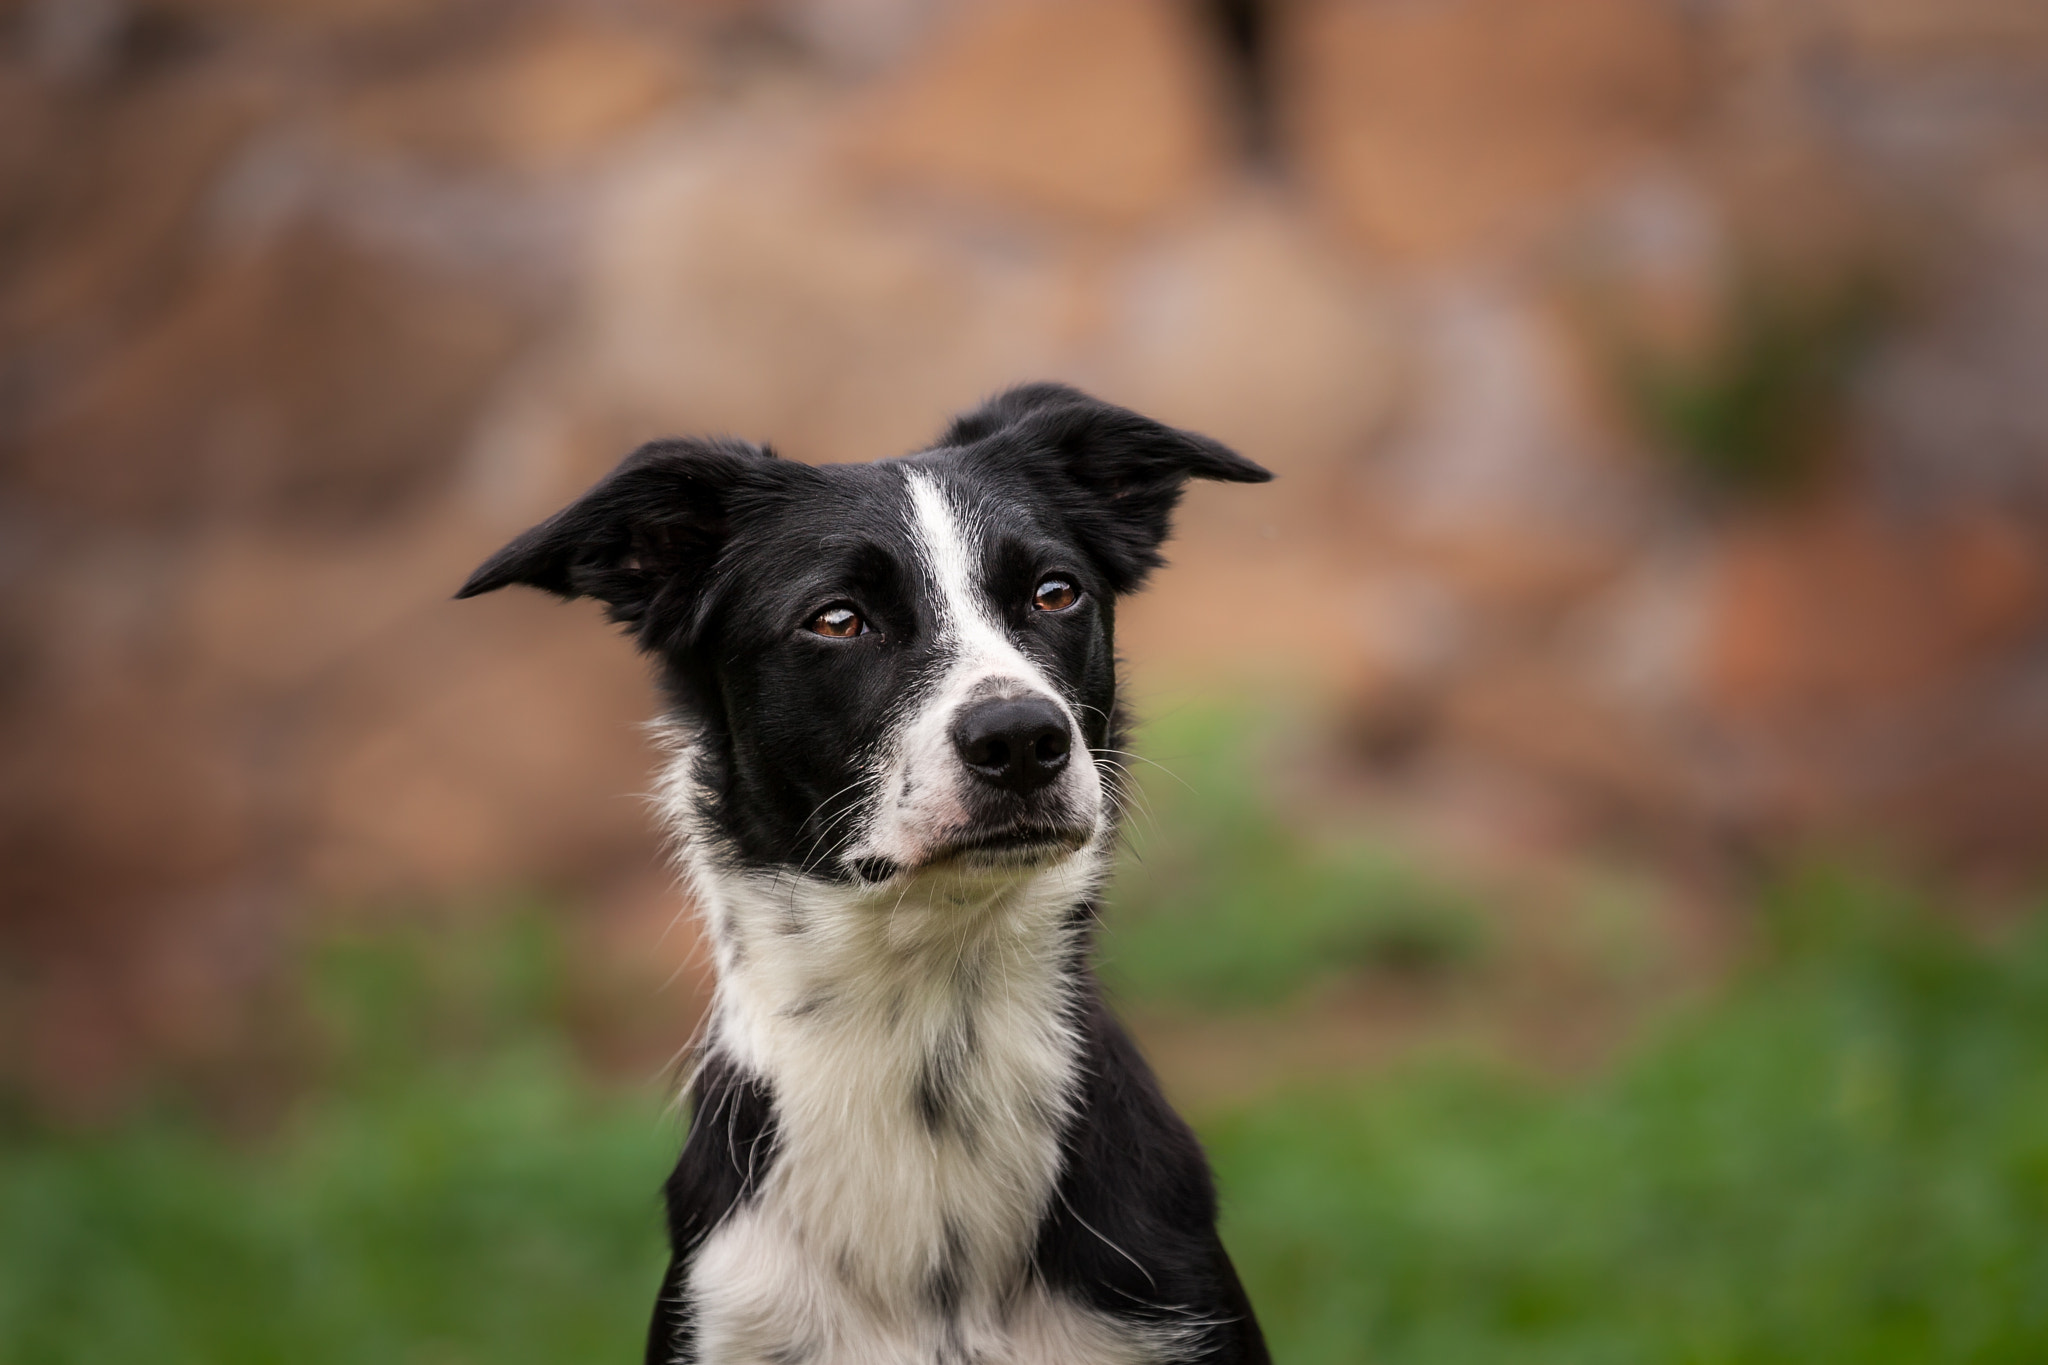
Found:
677,852 -> 1160,1365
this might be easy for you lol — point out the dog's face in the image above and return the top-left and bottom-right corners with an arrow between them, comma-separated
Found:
459,385 -> 1269,886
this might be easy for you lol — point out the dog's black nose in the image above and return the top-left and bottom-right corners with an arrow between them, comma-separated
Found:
951,696 -> 1072,793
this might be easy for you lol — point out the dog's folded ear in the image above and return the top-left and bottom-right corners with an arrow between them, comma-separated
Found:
939,382 -> 1098,447
952,384 -> 1272,595
456,437 -> 784,648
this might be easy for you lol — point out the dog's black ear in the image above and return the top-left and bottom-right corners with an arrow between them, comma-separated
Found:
955,385 -> 1272,594
940,382 -> 1095,447
456,437 -> 783,649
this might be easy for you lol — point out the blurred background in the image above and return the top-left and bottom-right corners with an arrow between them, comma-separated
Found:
4,0 -> 2048,1360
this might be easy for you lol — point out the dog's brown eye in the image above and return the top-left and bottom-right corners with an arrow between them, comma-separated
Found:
809,605 -> 866,638
1032,578 -> 1078,612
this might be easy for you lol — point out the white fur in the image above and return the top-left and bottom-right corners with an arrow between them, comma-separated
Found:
681,851 -> 1135,1364
646,474 -> 1167,1363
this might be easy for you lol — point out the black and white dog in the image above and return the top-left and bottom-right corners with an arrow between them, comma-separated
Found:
458,384 -> 1274,1365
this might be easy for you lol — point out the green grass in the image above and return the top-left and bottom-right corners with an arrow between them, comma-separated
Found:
4,764 -> 2046,1362
1210,870 -> 2048,1364
1100,704 -> 1485,1010
0,918 -> 677,1365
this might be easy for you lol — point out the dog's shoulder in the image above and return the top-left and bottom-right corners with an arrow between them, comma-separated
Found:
666,1048 -> 781,1251
647,1049 -> 779,1365
1035,991 -> 1273,1364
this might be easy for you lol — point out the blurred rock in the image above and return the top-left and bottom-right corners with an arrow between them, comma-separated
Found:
8,0 -> 2048,1105
1704,499 -> 2045,722
784,0 -> 946,72
1099,191 -> 1400,482
1285,0 -> 1701,258
1711,0 -> 2048,505
844,0 -> 1227,231
15,227 -> 530,527
335,11 -> 696,174
548,118 -> 1074,472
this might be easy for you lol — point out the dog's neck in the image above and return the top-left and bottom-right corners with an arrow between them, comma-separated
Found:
698,857 -> 1104,1039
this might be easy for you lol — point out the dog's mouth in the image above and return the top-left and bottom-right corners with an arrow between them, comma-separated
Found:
929,821 -> 1093,864
849,820 -> 1094,883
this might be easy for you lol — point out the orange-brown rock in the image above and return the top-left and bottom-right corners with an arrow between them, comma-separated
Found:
1285,0 -> 1701,259
13,226 -> 530,528
1703,499 -> 2047,723
843,0 -> 1227,232
336,11 -> 696,174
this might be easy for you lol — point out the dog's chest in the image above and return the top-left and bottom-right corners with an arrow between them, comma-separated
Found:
684,876 -> 1157,1364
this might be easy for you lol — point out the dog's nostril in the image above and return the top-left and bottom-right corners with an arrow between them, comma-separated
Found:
950,695 -> 1073,794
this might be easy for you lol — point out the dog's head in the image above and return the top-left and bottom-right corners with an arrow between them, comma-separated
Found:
458,384 -> 1269,888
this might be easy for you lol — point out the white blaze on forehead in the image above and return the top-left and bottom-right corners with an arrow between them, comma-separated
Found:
905,469 -> 1034,676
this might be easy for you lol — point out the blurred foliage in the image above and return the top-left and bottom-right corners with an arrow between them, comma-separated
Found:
1211,866 -> 2048,1365
1614,270 -> 1892,499
1100,702 -> 1486,1010
0,915 -> 674,1365
5,734 -> 2046,1363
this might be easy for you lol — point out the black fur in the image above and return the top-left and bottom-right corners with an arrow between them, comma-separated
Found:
1035,976 -> 1269,1364
646,1052 -> 780,1365
463,384 -> 1273,1364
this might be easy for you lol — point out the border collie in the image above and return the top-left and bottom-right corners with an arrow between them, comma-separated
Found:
458,384 -> 1274,1365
